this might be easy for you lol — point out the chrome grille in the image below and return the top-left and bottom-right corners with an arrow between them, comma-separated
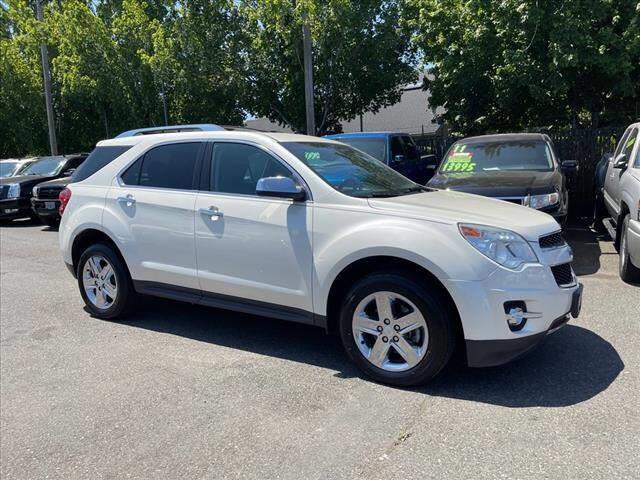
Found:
551,263 -> 575,287
539,231 -> 566,249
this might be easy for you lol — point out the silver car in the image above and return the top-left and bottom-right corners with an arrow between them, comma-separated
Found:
603,122 -> 640,283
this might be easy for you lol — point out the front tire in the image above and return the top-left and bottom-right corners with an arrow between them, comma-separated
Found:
77,243 -> 135,319
338,271 -> 456,386
619,215 -> 640,284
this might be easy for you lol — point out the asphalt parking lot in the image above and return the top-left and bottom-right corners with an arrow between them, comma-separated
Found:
1,221 -> 638,479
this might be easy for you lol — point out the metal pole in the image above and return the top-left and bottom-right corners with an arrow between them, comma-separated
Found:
302,12 -> 315,136
36,0 -> 58,155
160,81 -> 169,125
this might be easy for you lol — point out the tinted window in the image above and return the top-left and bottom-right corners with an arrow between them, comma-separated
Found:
210,143 -> 292,195
135,143 -> 201,190
334,138 -> 386,163
401,136 -> 420,161
72,146 -> 132,182
121,157 -> 143,185
390,136 -> 404,159
282,141 -> 420,198
440,140 -> 553,173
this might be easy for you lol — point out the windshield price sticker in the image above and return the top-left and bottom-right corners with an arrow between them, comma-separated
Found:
442,144 -> 476,172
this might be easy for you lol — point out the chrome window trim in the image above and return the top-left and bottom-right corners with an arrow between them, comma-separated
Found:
115,138 -> 313,202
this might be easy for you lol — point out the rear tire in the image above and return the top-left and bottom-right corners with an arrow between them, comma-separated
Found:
77,243 -> 136,319
619,215 -> 640,284
41,217 -> 59,228
338,271 -> 456,386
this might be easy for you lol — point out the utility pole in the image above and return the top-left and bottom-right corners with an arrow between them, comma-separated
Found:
36,0 -> 58,155
301,11 -> 315,136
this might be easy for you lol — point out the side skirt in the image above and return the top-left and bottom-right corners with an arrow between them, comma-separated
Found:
133,280 -> 326,328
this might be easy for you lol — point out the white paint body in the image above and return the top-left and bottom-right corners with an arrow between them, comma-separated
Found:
60,131 -> 579,344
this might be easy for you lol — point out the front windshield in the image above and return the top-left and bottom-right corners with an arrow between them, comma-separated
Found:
0,162 -> 18,177
440,141 -> 554,173
20,157 -> 64,176
282,141 -> 421,198
334,137 -> 387,163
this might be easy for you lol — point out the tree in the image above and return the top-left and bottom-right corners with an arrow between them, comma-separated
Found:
241,0 -> 417,134
404,0 -> 640,134
0,0 -> 47,157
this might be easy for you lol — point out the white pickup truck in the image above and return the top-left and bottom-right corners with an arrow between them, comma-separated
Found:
602,122 -> 640,283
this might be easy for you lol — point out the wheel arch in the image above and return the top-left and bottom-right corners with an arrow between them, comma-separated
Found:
324,255 -> 465,348
71,228 -> 127,276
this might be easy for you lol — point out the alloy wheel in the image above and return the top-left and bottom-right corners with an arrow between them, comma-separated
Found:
352,291 -> 429,372
82,255 -> 118,310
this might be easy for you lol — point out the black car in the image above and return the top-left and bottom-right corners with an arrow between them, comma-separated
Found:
31,176 -> 73,227
427,133 -> 577,224
0,154 -> 87,222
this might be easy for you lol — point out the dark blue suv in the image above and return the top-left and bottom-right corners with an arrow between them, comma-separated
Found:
324,132 -> 438,185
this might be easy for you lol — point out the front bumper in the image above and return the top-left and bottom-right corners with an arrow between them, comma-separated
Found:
0,197 -> 31,220
466,285 -> 582,367
443,243 -> 582,367
31,198 -> 61,220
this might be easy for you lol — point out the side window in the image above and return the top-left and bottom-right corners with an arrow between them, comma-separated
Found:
622,128 -> 637,164
71,146 -> 132,182
210,143 -> 293,195
401,135 -> 420,161
614,129 -> 631,157
125,142 -> 201,190
121,157 -> 143,185
390,136 -> 405,160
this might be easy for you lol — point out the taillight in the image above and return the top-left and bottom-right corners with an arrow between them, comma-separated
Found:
59,187 -> 71,216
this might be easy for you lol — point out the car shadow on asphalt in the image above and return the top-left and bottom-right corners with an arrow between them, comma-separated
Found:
564,225 -> 605,276
118,296 -> 623,409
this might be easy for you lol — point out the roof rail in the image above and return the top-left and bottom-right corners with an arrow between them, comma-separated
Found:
115,124 -> 225,138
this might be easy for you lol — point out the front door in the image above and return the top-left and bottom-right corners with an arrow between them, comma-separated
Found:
194,141 -> 314,320
605,127 -> 638,215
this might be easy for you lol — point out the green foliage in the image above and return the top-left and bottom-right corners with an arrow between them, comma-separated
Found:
404,0 -> 640,134
241,0 -> 417,134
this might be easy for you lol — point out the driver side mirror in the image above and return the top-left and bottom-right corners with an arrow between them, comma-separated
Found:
256,176 -> 306,201
613,153 -> 628,169
561,160 -> 578,180
62,168 -> 76,176
391,154 -> 405,165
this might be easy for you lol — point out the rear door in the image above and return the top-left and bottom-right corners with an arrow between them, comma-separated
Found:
605,127 -> 638,216
194,141 -> 314,320
103,141 -> 204,290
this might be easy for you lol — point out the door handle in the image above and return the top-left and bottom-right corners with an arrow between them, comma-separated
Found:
199,206 -> 223,220
116,194 -> 136,207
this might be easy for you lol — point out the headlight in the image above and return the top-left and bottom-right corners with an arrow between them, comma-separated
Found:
459,224 -> 538,270
7,183 -> 20,198
527,192 -> 559,210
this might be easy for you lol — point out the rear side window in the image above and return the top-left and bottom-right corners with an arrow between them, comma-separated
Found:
121,142 -> 201,190
71,146 -> 131,182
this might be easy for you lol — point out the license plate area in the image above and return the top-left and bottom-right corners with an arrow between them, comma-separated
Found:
45,202 -> 56,210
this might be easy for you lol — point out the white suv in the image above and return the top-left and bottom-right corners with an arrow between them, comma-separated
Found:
59,128 -> 582,386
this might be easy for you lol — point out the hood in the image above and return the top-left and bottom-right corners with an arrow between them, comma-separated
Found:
36,176 -> 71,188
368,190 -> 560,241
427,170 -> 561,197
0,174 -> 53,187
